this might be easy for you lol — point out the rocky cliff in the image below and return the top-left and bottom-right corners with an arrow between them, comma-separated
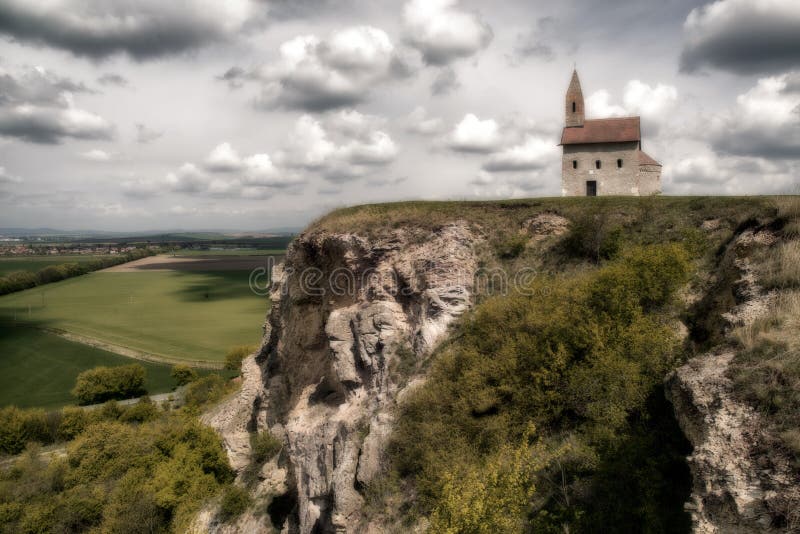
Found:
202,222 -> 478,533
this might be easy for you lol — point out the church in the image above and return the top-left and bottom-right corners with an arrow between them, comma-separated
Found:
560,70 -> 661,196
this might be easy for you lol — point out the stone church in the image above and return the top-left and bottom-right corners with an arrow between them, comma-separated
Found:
560,70 -> 661,196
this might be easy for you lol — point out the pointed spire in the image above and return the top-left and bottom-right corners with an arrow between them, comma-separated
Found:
565,69 -> 585,128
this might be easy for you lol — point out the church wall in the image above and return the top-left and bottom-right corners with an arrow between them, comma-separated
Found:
562,142 -> 640,196
638,165 -> 662,196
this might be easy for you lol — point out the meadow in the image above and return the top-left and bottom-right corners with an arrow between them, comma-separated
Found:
0,268 -> 268,364
0,325 -> 177,408
0,255 -> 106,276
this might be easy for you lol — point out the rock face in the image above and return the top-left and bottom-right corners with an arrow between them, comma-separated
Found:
208,223 -> 478,533
666,228 -> 799,533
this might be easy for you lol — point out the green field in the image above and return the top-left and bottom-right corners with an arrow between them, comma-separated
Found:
0,255 -> 106,276
0,270 -> 268,363
170,249 -> 286,256
0,325 -> 179,409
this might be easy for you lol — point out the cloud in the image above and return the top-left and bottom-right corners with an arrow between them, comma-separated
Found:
216,66 -> 257,89
586,80 -> 678,131
97,73 -> 129,87
0,65 -> 113,144
0,65 -> 92,106
0,97 -> 114,144
403,0 -> 493,65
680,0 -> 800,75
135,123 -> 163,144
79,149 -> 112,162
0,0 -> 260,60
709,71 -> 800,158
122,178 -> 162,199
251,26 -> 412,111
405,106 -> 444,135
279,112 -> 399,181
205,142 -> 243,172
166,163 -> 208,193
431,66 -> 460,95
447,114 -> 501,153
666,149 -> 797,194
512,17 -> 556,62
0,166 -> 22,184
483,136 -> 558,172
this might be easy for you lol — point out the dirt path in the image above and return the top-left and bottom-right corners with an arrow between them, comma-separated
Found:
43,328 -> 224,370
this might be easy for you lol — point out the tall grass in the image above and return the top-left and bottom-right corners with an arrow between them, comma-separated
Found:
762,241 -> 800,289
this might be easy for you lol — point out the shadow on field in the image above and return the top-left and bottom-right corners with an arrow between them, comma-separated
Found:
170,270 -> 268,302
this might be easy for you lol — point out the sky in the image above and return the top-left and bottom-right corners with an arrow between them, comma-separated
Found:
0,0 -> 798,231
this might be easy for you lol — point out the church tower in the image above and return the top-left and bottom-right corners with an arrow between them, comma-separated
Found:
565,69 -> 584,128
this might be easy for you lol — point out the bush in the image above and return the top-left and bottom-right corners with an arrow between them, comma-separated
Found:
171,364 -> 198,386
0,406 -> 55,455
58,407 -> 89,441
218,485 -> 251,523
184,374 -> 230,409
71,364 -> 147,405
119,397 -> 159,423
224,345 -> 256,372
495,234 -> 528,260
251,431 -> 282,464
562,207 -> 622,262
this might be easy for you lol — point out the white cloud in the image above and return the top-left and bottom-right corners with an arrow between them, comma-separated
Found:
405,106 -> 444,135
79,149 -> 112,162
403,0 -> 493,65
205,142 -> 243,172
586,90 -> 628,118
623,80 -> 678,121
166,163 -> 208,193
483,136 -> 558,172
254,26 -> 410,111
447,113 -> 501,153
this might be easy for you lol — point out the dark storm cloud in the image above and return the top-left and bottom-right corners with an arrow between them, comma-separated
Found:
0,0 -> 259,60
97,73 -> 129,87
680,0 -> 800,75
264,0 -> 354,21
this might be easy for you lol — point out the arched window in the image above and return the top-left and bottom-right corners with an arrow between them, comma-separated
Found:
572,160 -> 578,169
617,158 -> 623,168
595,160 -> 601,169
572,102 -> 576,113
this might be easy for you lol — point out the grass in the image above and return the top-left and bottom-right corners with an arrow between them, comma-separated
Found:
0,255 -> 107,276
0,270 -> 268,363
0,325 -> 177,409
761,241 -> 800,289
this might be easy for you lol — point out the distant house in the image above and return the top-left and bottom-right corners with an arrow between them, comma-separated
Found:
560,70 -> 661,197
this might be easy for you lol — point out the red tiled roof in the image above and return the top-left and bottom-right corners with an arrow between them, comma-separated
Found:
560,116 -> 641,145
638,151 -> 661,166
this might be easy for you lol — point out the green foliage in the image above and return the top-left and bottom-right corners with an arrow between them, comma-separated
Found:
224,345 -> 255,372
390,243 -> 692,529
71,364 -> 147,405
171,364 -> 198,386
562,207 -> 623,262
118,397 -> 159,424
0,415 -> 234,533
184,374 -> 231,410
251,431 -> 282,465
494,234 -> 528,260
0,407 -> 54,455
57,407 -> 88,441
218,485 -> 252,523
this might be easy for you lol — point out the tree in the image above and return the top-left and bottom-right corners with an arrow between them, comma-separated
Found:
71,365 -> 147,405
171,365 -> 198,386
224,345 -> 256,372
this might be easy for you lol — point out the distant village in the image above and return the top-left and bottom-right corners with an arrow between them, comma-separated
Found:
0,243 -> 140,257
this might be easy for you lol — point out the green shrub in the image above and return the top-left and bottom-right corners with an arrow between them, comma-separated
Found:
184,374 -> 230,409
495,234 -> 528,259
71,364 -> 147,405
0,406 -> 55,455
562,208 -> 622,262
119,397 -> 159,424
57,407 -> 89,441
251,431 -> 282,464
224,345 -> 256,372
218,486 -> 251,523
170,364 -> 198,386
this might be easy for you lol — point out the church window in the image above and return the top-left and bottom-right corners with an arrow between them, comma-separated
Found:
595,160 -> 601,169
617,158 -> 623,168
572,160 -> 577,169
572,102 -> 576,112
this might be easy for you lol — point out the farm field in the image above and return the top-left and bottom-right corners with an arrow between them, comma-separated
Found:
0,325 -> 178,409
170,248 -> 286,256
0,265 -> 269,364
0,255 -> 106,276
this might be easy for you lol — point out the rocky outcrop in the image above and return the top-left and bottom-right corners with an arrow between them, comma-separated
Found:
206,223 -> 478,533
667,227 -> 799,533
